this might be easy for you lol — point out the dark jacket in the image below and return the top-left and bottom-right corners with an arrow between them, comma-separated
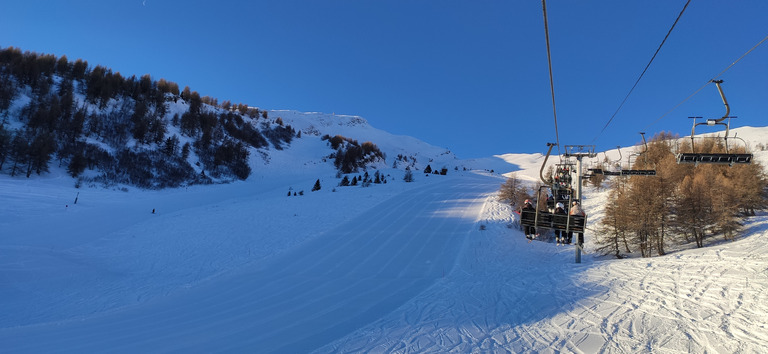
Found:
522,203 -> 535,212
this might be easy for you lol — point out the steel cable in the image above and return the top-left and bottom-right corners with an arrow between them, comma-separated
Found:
541,0 -> 561,156
592,0 -> 691,144
642,32 -> 768,131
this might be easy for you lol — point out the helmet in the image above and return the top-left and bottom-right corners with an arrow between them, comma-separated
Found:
556,202 -> 564,209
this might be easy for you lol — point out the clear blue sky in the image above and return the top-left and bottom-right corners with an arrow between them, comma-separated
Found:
2,1 -> 766,158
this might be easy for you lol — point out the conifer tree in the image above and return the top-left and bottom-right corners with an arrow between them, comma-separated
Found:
181,86 -> 191,101
130,99 -> 150,143
0,71 -> 17,112
28,133 -> 55,176
55,55 -> 71,77
595,177 -> 632,258
404,167 -> 414,182
727,162 -> 768,215
9,132 -> 28,177
67,152 -> 87,177
181,142 -> 191,160
498,173 -> 528,208
312,179 -> 321,191
0,125 -> 11,170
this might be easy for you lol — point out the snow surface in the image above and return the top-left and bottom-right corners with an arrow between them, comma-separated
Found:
1,118 -> 767,352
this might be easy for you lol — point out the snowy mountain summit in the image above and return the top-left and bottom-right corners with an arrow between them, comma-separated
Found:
265,109 -> 463,172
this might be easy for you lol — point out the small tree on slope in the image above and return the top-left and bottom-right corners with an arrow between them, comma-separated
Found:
404,168 -> 414,183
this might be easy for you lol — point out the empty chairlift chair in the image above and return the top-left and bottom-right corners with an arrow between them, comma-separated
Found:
676,80 -> 753,166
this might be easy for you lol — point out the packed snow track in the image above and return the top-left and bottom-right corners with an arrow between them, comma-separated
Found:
0,174 -> 497,352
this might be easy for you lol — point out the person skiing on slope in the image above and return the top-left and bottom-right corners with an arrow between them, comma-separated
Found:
553,202 -> 566,245
567,200 -> 586,245
521,199 -> 536,240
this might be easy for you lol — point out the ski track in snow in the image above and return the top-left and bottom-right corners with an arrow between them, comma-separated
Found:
317,193 -> 768,353
0,173 -> 499,352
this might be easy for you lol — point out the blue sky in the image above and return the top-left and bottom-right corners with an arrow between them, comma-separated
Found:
2,1 -> 766,158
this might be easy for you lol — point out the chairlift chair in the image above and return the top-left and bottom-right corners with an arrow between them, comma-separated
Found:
519,185 -> 586,234
676,80 -> 753,166
624,132 -> 657,175
553,163 -> 576,189
590,134 -> 657,176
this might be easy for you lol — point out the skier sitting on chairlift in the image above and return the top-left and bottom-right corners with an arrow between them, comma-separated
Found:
554,202 -> 566,245
567,201 -> 586,245
522,199 -> 536,240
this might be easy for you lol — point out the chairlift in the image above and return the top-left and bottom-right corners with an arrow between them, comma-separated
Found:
580,160 -> 601,179
520,185 -> 586,236
624,133 -> 657,175
589,133 -> 657,176
553,163 -> 576,189
676,80 -> 753,166
591,146 -> 622,175
520,143 -> 587,236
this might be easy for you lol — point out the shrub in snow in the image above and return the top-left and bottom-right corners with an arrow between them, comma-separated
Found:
324,135 -> 385,173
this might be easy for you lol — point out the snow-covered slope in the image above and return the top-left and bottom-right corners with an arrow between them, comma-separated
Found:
319,188 -> 768,353
1,121 -> 767,352
269,110 -> 464,172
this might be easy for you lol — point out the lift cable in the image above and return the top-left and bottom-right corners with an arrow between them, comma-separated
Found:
541,0 -> 561,156
592,0 -> 691,144
642,32 -> 768,132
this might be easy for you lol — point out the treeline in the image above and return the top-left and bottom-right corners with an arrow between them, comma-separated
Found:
0,47 -> 295,188
596,132 -> 768,258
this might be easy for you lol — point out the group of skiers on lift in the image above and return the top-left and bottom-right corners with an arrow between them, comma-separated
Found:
521,198 -> 585,245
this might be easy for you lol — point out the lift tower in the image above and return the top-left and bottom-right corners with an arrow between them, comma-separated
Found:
563,145 -> 596,263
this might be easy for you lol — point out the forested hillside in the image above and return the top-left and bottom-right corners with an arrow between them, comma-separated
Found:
0,47 -> 296,188
594,133 -> 768,257
499,131 -> 768,258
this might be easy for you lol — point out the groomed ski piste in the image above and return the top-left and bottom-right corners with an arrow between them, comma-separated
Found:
2,121 -> 768,353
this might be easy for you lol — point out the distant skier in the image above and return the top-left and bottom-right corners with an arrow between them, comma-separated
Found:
554,202 -> 566,245
522,199 -> 536,240
567,201 -> 586,245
